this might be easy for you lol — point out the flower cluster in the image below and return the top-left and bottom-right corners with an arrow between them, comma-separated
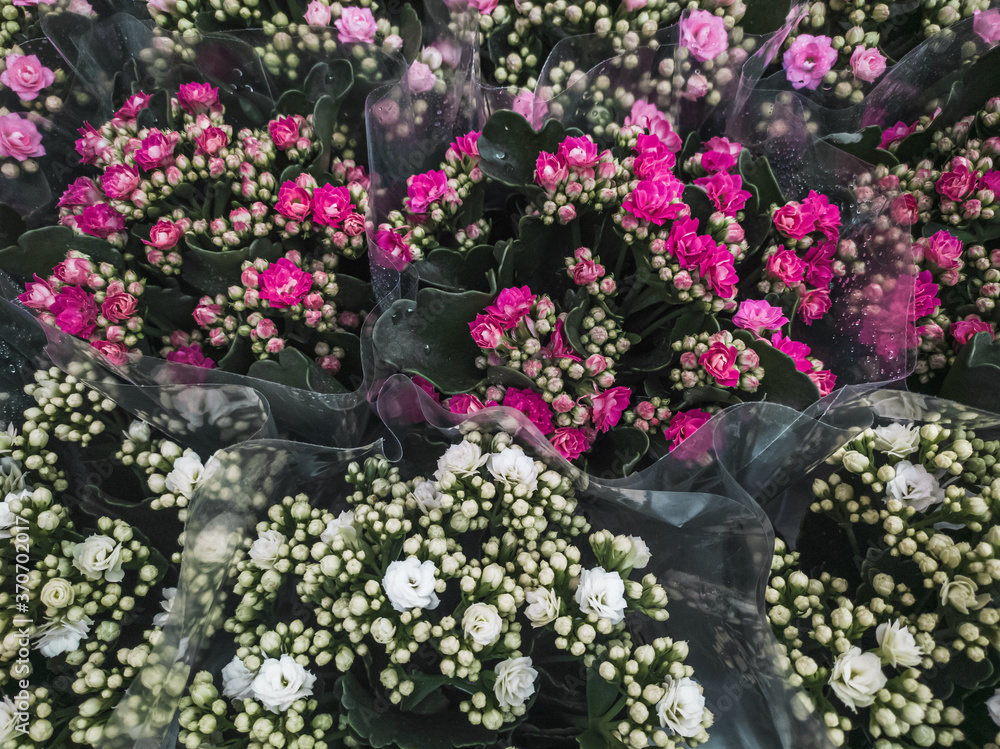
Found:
767,415 -> 1000,747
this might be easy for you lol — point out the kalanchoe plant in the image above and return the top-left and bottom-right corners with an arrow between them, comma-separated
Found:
767,408 -> 1000,748
373,102 -> 843,471
176,430 -> 712,749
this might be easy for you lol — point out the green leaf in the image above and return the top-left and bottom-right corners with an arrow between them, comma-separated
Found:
586,664 -> 619,720
938,332 -> 1000,413
417,246 -> 495,292
247,347 -> 340,392
734,330 -> 820,410
496,216 -> 568,290
682,185 -> 715,225
0,204 -> 25,247
136,89 -> 172,130
399,4 -> 422,64
478,111 -> 573,187
217,335 -> 253,374
275,89 -> 312,117
180,247 -> 250,296
822,126 -> 898,167
738,150 -> 784,213
141,283 -> 198,332
372,289 -> 491,394
0,226 -> 124,277
586,427 -> 650,478
741,0 -> 792,34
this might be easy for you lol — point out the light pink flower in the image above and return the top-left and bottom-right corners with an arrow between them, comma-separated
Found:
470,0 -> 497,12
406,61 -> 436,93
54,257 -> 94,285
268,116 -> 301,150
680,9 -> 728,63
166,344 -> 216,368
259,258 -> 313,308
134,130 -> 176,171
100,164 -> 140,200
0,54 -> 55,101
590,386 -> 631,432
193,301 -> 222,327
18,275 -> 55,309
448,393 -> 489,414
809,370 -> 836,397
974,9 -> 1000,44
335,7 -> 378,44
177,82 -> 219,113
849,46 -> 887,83
512,89 -> 547,129
699,342 -> 740,387
782,34 -> 837,91
0,113 -> 44,161
535,152 -> 568,191
275,181 -> 312,221
890,193 -> 918,225
195,127 -> 228,156
550,427 -> 588,460
91,340 -> 129,365
470,314 -> 505,349
102,291 -> 138,323
303,0 -> 332,26
665,409 -> 711,451
144,219 -> 184,250
75,123 -> 110,165
733,300 -> 789,334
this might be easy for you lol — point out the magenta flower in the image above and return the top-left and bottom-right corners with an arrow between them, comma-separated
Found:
100,164 -> 140,200
699,342 -> 740,387
101,290 -> 138,323
18,275 -> 55,309
268,116 -> 301,149
545,318 -> 581,361
75,123 -> 110,164
666,217 -> 713,269
448,393 -> 490,414
374,228 -> 414,270
797,287 -> 831,324
890,193 -> 918,225
951,319 -> 994,346
772,201 -> 816,240
413,376 -> 440,403
557,136 -> 599,170
275,181 -> 312,221
809,370 -> 836,397
633,133 -> 676,181
802,191 -> 841,239
679,9 -> 728,62
664,409 -> 711,451
0,113 -> 45,161
193,300 -> 222,327
935,161 -> 977,201
0,54 -> 55,101
770,333 -> 812,372
54,257 -> 94,285
923,229 -> 963,271
91,340 -> 129,365
406,169 -> 450,215
733,300 -> 789,334
974,9 -> 1000,44
701,137 -> 742,173
550,427 -> 589,460
177,82 -> 219,113
503,387 -> 554,434
312,184 -> 353,227
259,258 -> 313,308
144,219 -> 184,250
765,248 -> 806,286
50,286 -> 98,337
335,7 -> 378,43
451,131 -> 480,159
535,151 -> 568,191
912,271 -> 940,321
782,34 -> 837,90
590,386 -> 630,432
58,177 -> 102,208
485,286 -> 536,329
303,0 -> 332,26
622,178 -> 685,225
699,249 -> 738,299
195,127 -> 229,156
134,130 -> 177,171
469,314 -> 506,349
75,204 -> 125,239
849,46 -> 887,83
113,92 -> 150,121
166,344 -> 216,369
879,120 -> 916,150
693,172 -> 750,216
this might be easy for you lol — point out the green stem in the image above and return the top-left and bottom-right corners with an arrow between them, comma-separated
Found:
635,307 -> 685,341
620,281 -> 648,319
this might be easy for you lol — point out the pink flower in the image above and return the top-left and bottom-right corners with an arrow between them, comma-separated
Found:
413,376 -> 440,403
545,318 -> 581,361
890,193 -> 918,225
693,172 -> 750,216
849,46 -> 887,83
342,212 -> 364,236
550,427 -> 589,460
571,257 -> 604,285
535,152 -> 568,191
312,184 -> 352,227
733,299 -> 788,334
503,387 -> 554,434
335,7 -> 378,43
303,0 -> 332,26
54,257 -> 94,285
102,291 -> 138,322
166,344 -> 216,368
448,393 -> 489,414
557,136 -> 599,170
451,131 -> 480,159
802,191 -> 841,238
18,275 -> 55,309
470,0 -> 497,11
590,386 -> 631,432
664,409 -> 711,451
624,100 -> 665,131
951,319 -> 994,346
797,287 -> 831,324
679,9 -> 728,62
924,229 -> 963,271
879,120 -> 916,150
621,0 -> 646,10
195,127 -> 229,156
936,162 -> 977,201
406,61 -> 436,93
0,113 -> 44,161
633,133 -> 676,181
144,219 -> 184,250
912,271 -> 940,321
486,286 -> 536,329
773,201 -> 816,239
134,130 -> 176,171
585,354 -> 608,375
699,249 -> 738,299
0,54 -> 55,101
406,169 -> 450,215
374,228 -> 413,270
58,177 -> 102,208
100,164 -> 140,200
113,92 -> 150,121
268,116 -> 300,149
50,286 -> 98,337
470,314 -> 506,348
193,301 -> 222,327
782,34 -> 837,90
275,181 -> 312,221
177,82 -> 219,113
75,123 -> 110,164
809,370 -> 836,397
512,89 -> 547,130
75,204 -> 124,238
666,217 -> 713,268
622,178 -> 685,225
91,340 -> 129,365
259,258 -> 313,308
974,9 -> 1000,44
770,333 -> 812,372
699,341 -> 740,386
700,137 -> 742,173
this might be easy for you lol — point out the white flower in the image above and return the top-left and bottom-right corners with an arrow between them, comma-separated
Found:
320,510 -> 357,546
656,676 -> 706,738
191,517 -> 238,564
624,535 -> 651,569
154,587 -> 177,627
434,441 -> 487,480
493,656 -> 538,709
410,481 -> 442,514
872,423 -> 920,458
251,654 -> 316,713
249,530 -> 286,570
71,534 -> 125,583
0,696 -> 17,744
524,588 -> 560,628
382,557 -> 440,612
987,688 -> 1000,727
841,450 -> 870,473
127,419 -> 151,443
165,453 -> 205,500
486,445 -> 539,493
875,619 -> 924,668
370,617 -> 396,644
0,498 -> 15,540
940,575 -> 989,614
39,578 -> 74,610
462,603 -> 502,646
222,655 -> 256,701
574,567 -> 627,624
35,616 -> 93,657
828,647 -> 887,712
885,461 -> 944,512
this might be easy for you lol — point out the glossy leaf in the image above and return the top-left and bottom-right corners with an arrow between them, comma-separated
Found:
938,332 -> 1000,413
479,111 -> 573,187
0,226 -> 123,277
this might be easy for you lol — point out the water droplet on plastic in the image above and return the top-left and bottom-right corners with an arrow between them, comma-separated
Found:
424,345 -> 431,353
